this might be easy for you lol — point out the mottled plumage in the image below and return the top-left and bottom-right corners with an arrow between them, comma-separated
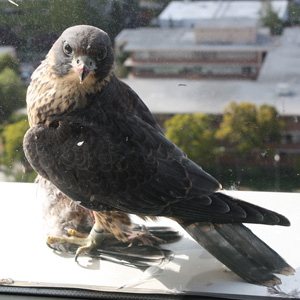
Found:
39,176 -> 132,242
23,25 -> 294,286
39,175 -> 179,268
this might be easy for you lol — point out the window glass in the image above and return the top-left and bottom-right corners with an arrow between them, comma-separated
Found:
0,0 -> 299,298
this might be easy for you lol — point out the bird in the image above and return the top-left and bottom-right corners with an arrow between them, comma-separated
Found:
23,25 -> 294,286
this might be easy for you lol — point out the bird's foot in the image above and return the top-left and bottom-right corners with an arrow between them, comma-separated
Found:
47,226 -> 113,261
126,225 -> 165,246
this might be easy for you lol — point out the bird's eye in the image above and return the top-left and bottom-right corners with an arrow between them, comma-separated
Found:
96,47 -> 107,61
63,42 -> 73,56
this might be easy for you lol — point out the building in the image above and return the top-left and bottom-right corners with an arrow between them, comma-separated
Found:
115,0 -> 291,79
120,28 -> 300,115
158,0 -> 289,28
115,20 -> 272,80
119,28 -> 300,169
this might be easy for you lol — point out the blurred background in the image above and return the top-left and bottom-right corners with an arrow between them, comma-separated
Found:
0,0 -> 300,191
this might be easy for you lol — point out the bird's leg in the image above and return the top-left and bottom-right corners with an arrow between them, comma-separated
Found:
74,221 -> 107,261
47,211 -> 115,261
46,211 -> 167,260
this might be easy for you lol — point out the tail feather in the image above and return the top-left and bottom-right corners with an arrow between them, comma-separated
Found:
181,222 -> 294,286
214,223 -> 294,275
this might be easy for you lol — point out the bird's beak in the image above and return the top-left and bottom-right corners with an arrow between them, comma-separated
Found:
76,63 -> 90,84
73,55 -> 95,84
76,64 -> 90,84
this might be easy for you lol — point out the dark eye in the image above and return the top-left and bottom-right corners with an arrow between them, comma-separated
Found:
63,42 -> 73,56
96,47 -> 107,61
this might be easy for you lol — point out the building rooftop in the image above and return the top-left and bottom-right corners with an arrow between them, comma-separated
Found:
158,0 -> 288,28
258,28 -> 300,83
122,77 -> 299,116
121,28 -> 300,116
195,17 -> 258,29
115,27 -> 272,52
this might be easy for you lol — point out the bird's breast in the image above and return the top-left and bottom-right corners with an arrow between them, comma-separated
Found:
26,60 -> 109,127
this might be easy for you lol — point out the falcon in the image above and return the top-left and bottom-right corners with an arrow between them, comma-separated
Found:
23,25 -> 294,286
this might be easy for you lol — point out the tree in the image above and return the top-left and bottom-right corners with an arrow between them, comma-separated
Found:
0,116 -> 36,182
215,102 -> 284,157
1,117 -> 29,167
260,0 -> 283,35
256,104 -> 284,144
0,54 -> 19,74
0,1 -> 112,53
0,67 -> 26,124
0,55 -> 27,180
115,45 -> 130,78
164,113 -> 217,167
214,102 -> 285,189
216,102 -> 258,156
49,0 -> 91,34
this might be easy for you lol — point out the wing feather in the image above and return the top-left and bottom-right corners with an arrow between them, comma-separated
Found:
23,77 -> 288,225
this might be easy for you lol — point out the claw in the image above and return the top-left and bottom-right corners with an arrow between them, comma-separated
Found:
74,231 -> 114,261
75,239 -> 96,262
67,228 -> 88,238
47,225 -> 109,261
127,225 -> 165,246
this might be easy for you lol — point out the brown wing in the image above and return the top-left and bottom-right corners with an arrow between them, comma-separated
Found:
24,77 -> 289,226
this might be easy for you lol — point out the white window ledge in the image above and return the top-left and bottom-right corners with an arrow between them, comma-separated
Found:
0,182 -> 299,298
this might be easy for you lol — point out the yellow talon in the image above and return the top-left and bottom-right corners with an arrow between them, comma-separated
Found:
67,228 -> 89,238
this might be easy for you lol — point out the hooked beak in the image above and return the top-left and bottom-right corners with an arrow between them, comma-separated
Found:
73,55 -> 96,84
76,63 -> 90,84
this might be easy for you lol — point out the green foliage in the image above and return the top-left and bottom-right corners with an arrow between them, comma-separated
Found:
0,116 -> 36,182
0,56 -> 24,180
216,102 -> 284,156
0,0 -> 130,53
164,113 -> 217,167
14,169 -> 37,183
260,0 -> 283,35
0,1 -> 51,41
0,67 -> 26,123
115,64 -> 130,78
0,54 -> 19,74
256,104 -> 284,143
216,102 -> 258,154
115,49 -> 130,78
1,117 -> 29,167
49,0 -> 98,34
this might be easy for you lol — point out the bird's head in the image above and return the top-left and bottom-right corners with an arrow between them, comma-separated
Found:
49,25 -> 114,84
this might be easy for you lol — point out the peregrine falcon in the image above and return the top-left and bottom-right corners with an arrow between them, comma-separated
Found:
23,25 -> 294,286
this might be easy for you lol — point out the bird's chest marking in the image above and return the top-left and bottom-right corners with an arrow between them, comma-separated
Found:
27,59 -> 109,126
28,75 -> 86,126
